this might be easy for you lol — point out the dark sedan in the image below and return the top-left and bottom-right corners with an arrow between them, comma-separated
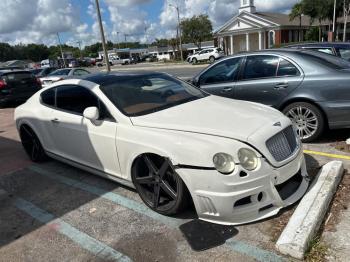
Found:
287,42 -> 350,61
0,70 -> 41,107
191,49 -> 350,142
29,67 -> 57,77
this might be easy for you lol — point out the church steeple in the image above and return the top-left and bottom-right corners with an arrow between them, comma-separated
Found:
239,0 -> 256,13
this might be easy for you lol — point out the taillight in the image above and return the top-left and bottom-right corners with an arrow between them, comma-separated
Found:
36,77 -> 42,88
0,79 -> 7,89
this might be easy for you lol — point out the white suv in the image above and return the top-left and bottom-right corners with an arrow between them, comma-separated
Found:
187,48 -> 225,64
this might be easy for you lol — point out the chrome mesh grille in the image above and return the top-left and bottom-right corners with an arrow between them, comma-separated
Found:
266,126 -> 298,162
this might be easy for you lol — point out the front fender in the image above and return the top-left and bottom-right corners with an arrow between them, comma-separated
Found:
117,125 -> 257,180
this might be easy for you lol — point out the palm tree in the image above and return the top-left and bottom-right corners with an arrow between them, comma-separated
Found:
289,3 -> 304,42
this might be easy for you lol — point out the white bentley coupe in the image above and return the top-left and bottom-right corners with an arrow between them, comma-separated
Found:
15,72 -> 309,225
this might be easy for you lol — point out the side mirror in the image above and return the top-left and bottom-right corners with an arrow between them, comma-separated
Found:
83,107 -> 99,121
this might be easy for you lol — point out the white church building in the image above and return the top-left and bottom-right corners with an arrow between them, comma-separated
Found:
214,0 -> 313,55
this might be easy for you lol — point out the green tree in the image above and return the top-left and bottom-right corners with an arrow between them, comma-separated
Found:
289,3 -> 303,42
180,14 -> 213,49
0,43 -> 15,61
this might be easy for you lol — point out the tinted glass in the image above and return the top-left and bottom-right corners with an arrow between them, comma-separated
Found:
56,85 -> 98,114
277,59 -> 300,76
73,69 -> 89,76
41,88 -> 55,106
338,48 -> 350,61
315,48 -> 333,55
301,50 -> 350,70
49,69 -> 71,76
243,55 -> 279,80
199,58 -> 242,85
100,74 -> 208,116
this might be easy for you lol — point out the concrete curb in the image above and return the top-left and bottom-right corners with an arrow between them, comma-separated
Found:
276,161 -> 344,260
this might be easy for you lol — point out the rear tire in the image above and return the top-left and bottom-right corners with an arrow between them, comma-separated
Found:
132,154 -> 189,215
19,125 -> 47,162
209,56 -> 215,63
282,102 -> 325,142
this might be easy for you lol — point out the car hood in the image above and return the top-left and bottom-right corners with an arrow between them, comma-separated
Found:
130,95 -> 283,142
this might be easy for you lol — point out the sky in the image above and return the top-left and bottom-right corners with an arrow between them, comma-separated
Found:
0,0 -> 299,48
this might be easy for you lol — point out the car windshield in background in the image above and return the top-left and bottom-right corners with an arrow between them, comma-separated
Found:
301,50 -> 350,70
49,69 -> 71,76
100,74 -> 208,116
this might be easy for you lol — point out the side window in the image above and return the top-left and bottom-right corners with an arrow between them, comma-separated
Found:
199,58 -> 242,85
338,48 -> 350,61
277,58 -> 300,77
242,55 -> 279,80
56,85 -> 98,114
41,88 -> 55,106
73,69 -> 89,76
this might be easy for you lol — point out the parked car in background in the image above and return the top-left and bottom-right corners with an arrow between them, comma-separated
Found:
29,67 -> 57,77
110,56 -> 131,65
41,59 -> 58,68
287,42 -> 350,61
191,49 -> 350,142
187,48 -> 225,64
0,70 -> 41,107
40,68 -> 90,88
15,71 -> 308,225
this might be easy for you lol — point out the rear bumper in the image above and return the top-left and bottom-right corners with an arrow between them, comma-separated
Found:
177,149 -> 308,225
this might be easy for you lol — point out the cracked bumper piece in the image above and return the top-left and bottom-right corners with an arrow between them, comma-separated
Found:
177,149 -> 309,225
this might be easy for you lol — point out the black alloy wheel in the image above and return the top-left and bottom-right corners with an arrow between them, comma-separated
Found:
132,154 -> 189,215
20,125 -> 47,162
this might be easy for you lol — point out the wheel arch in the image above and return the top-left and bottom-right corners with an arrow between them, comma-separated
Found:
18,120 -> 46,150
279,97 -> 329,127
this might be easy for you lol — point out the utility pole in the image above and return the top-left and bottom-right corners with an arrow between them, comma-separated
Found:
117,31 -> 120,49
76,40 -> 83,59
169,3 -> 183,62
56,33 -> 66,68
333,0 -> 337,34
95,0 -> 110,72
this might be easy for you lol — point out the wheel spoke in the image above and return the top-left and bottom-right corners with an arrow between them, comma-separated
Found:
158,160 -> 169,178
135,175 -> 155,185
31,140 -> 38,160
22,126 -> 33,138
143,155 -> 158,174
153,183 -> 161,208
160,180 -> 177,199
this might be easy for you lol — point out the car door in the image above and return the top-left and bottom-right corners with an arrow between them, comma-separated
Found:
48,84 -> 121,176
234,55 -> 304,107
198,50 -> 209,61
197,57 -> 243,98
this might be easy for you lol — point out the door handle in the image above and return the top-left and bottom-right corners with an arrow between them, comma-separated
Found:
51,118 -> 60,123
274,83 -> 289,89
221,87 -> 233,93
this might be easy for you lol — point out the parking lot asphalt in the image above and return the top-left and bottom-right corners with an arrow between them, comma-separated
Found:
1,106 -> 349,262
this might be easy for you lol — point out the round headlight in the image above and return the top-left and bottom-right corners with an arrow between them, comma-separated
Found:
213,153 -> 235,174
238,148 -> 259,171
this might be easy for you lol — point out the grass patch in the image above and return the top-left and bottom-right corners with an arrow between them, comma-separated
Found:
305,237 -> 328,262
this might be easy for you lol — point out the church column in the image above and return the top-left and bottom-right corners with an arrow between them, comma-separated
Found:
246,33 -> 250,51
230,35 -> 234,55
258,31 -> 263,50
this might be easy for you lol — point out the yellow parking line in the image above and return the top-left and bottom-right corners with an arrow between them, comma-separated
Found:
303,150 -> 350,160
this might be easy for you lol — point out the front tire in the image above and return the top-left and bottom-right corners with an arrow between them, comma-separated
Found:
282,102 -> 325,142
19,125 -> 47,162
132,154 -> 189,215
209,56 -> 215,63
192,58 -> 197,64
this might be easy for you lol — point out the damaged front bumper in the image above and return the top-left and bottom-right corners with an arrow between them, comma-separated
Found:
177,149 -> 309,225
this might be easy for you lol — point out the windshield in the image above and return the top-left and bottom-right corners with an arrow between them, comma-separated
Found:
301,50 -> 350,70
100,74 -> 208,116
49,69 -> 71,76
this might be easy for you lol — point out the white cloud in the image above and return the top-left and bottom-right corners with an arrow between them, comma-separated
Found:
0,0 -> 80,45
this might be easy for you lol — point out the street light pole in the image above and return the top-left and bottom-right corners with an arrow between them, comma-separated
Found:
169,4 -> 183,62
95,0 -> 110,72
56,33 -> 66,68
333,0 -> 337,34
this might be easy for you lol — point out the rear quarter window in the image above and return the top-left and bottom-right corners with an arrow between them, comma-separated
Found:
41,88 -> 55,106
